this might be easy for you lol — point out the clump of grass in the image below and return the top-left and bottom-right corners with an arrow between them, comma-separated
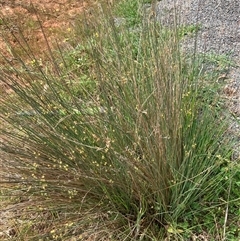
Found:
0,2 -> 238,240
113,0 -> 153,27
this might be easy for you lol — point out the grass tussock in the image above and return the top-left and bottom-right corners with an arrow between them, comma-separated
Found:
0,2 -> 239,240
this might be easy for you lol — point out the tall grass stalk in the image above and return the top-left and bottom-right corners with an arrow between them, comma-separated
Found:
0,3 -> 233,240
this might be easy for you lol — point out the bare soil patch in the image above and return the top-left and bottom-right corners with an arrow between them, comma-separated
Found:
0,0 -> 89,59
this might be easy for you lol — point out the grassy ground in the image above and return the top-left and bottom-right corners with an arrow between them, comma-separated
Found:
0,0 -> 239,240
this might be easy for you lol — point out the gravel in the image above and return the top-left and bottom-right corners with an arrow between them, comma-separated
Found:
155,0 -> 240,58
154,0 -> 240,89
154,0 -> 240,157
154,0 -> 240,93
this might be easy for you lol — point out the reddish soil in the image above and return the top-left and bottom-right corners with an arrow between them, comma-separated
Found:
0,0 -> 91,61
0,0 -> 101,96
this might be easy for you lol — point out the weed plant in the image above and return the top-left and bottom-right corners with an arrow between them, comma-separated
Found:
0,2 -> 238,240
